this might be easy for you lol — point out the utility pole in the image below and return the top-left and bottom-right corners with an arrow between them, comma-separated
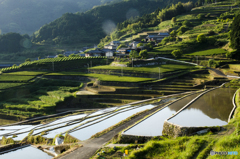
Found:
196,56 -> 198,65
132,58 -> 133,67
87,63 -> 89,73
52,61 -> 54,71
121,66 -> 123,77
159,67 -> 160,79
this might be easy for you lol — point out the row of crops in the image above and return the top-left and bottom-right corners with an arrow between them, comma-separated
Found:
0,56 -> 108,72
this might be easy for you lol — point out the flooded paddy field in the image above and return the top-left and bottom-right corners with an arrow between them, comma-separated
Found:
0,146 -> 52,159
168,87 -> 236,127
123,93 -> 202,136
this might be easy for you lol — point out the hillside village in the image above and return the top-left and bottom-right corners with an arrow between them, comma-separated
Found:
49,32 -> 170,59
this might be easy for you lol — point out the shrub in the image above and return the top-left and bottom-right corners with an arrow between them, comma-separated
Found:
139,49 -> 148,59
197,13 -> 205,20
146,43 -> 153,50
207,30 -> 215,36
171,49 -> 183,58
177,26 -> 189,34
171,17 -> 176,23
207,37 -> 217,45
196,34 -> 206,43
137,43 -> 143,47
1,136 -> 15,145
64,133 -> 79,144
25,58 -> 31,62
182,20 -> 192,27
170,30 -> 177,37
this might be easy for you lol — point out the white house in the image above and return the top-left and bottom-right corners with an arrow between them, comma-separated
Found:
110,41 -> 121,46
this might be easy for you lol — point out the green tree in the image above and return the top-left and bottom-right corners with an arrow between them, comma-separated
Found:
196,34 -> 206,43
171,49 -> 183,58
170,30 -> 177,37
25,58 -> 31,62
139,49 -> 148,59
117,44 -> 127,50
171,17 -> 176,24
58,54 -> 64,58
129,50 -> 139,58
146,43 -> 153,50
137,43 -> 143,47
230,14 -> 240,50
69,54 -> 76,57
182,20 -> 191,27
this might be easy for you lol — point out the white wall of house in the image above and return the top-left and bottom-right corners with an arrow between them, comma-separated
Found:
105,52 -> 113,57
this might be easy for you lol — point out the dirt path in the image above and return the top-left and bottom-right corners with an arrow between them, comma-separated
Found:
59,105 -> 166,159
208,67 -> 227,77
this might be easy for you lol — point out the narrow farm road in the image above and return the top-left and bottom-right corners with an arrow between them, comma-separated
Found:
208,67 -> 227,77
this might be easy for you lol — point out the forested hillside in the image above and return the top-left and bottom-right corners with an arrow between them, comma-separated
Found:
32,0 -> 197,45
0,0 -> 119,35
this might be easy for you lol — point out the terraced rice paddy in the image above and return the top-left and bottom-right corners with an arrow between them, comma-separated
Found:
0,105 -> 154,141
0,75 -> 35,82
168,87 -> 236,127
0,146 -> 52,159
0,83 -> 26,90
123,93 -> 201,136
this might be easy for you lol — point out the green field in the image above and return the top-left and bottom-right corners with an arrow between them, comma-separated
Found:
0,83 -> 26,90
2,71 -> 48,76
0,75 -> 35,82
89,64 -> 197,73
0,79 -> 83,118
46,72 -> 155,82
186,48 -> 227,56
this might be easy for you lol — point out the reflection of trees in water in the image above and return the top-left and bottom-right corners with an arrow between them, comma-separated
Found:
188,88 -> 236,122
168,93 -> 201,112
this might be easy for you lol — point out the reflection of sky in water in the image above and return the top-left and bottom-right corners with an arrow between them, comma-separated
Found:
0,105 -> 133,140
169,88 -> 236,127
169,109 -> 228,127
124,107 -> 177,136
0,146 -> 52,159
44,105 -> 144,138
123,93 -> 201,136
70,105 -> 155,140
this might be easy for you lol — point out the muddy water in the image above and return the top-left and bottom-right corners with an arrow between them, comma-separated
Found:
169,88 -> 236,127
0,146 -> 52,159
123,93 -> 201,136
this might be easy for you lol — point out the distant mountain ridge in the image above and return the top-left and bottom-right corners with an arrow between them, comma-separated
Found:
33,0 -> 194,45
0,0 -> 119,35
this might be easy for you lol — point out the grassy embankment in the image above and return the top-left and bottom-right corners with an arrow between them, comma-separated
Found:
0,75 -> 83,119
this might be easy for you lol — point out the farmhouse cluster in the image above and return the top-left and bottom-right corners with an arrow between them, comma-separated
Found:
49,32 -> 169,58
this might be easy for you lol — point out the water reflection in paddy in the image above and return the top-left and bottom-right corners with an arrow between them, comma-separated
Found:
70,105 -> 155,140
169,88 -> 236,127
123,93 -> 201,136
0,146 -> 52,159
